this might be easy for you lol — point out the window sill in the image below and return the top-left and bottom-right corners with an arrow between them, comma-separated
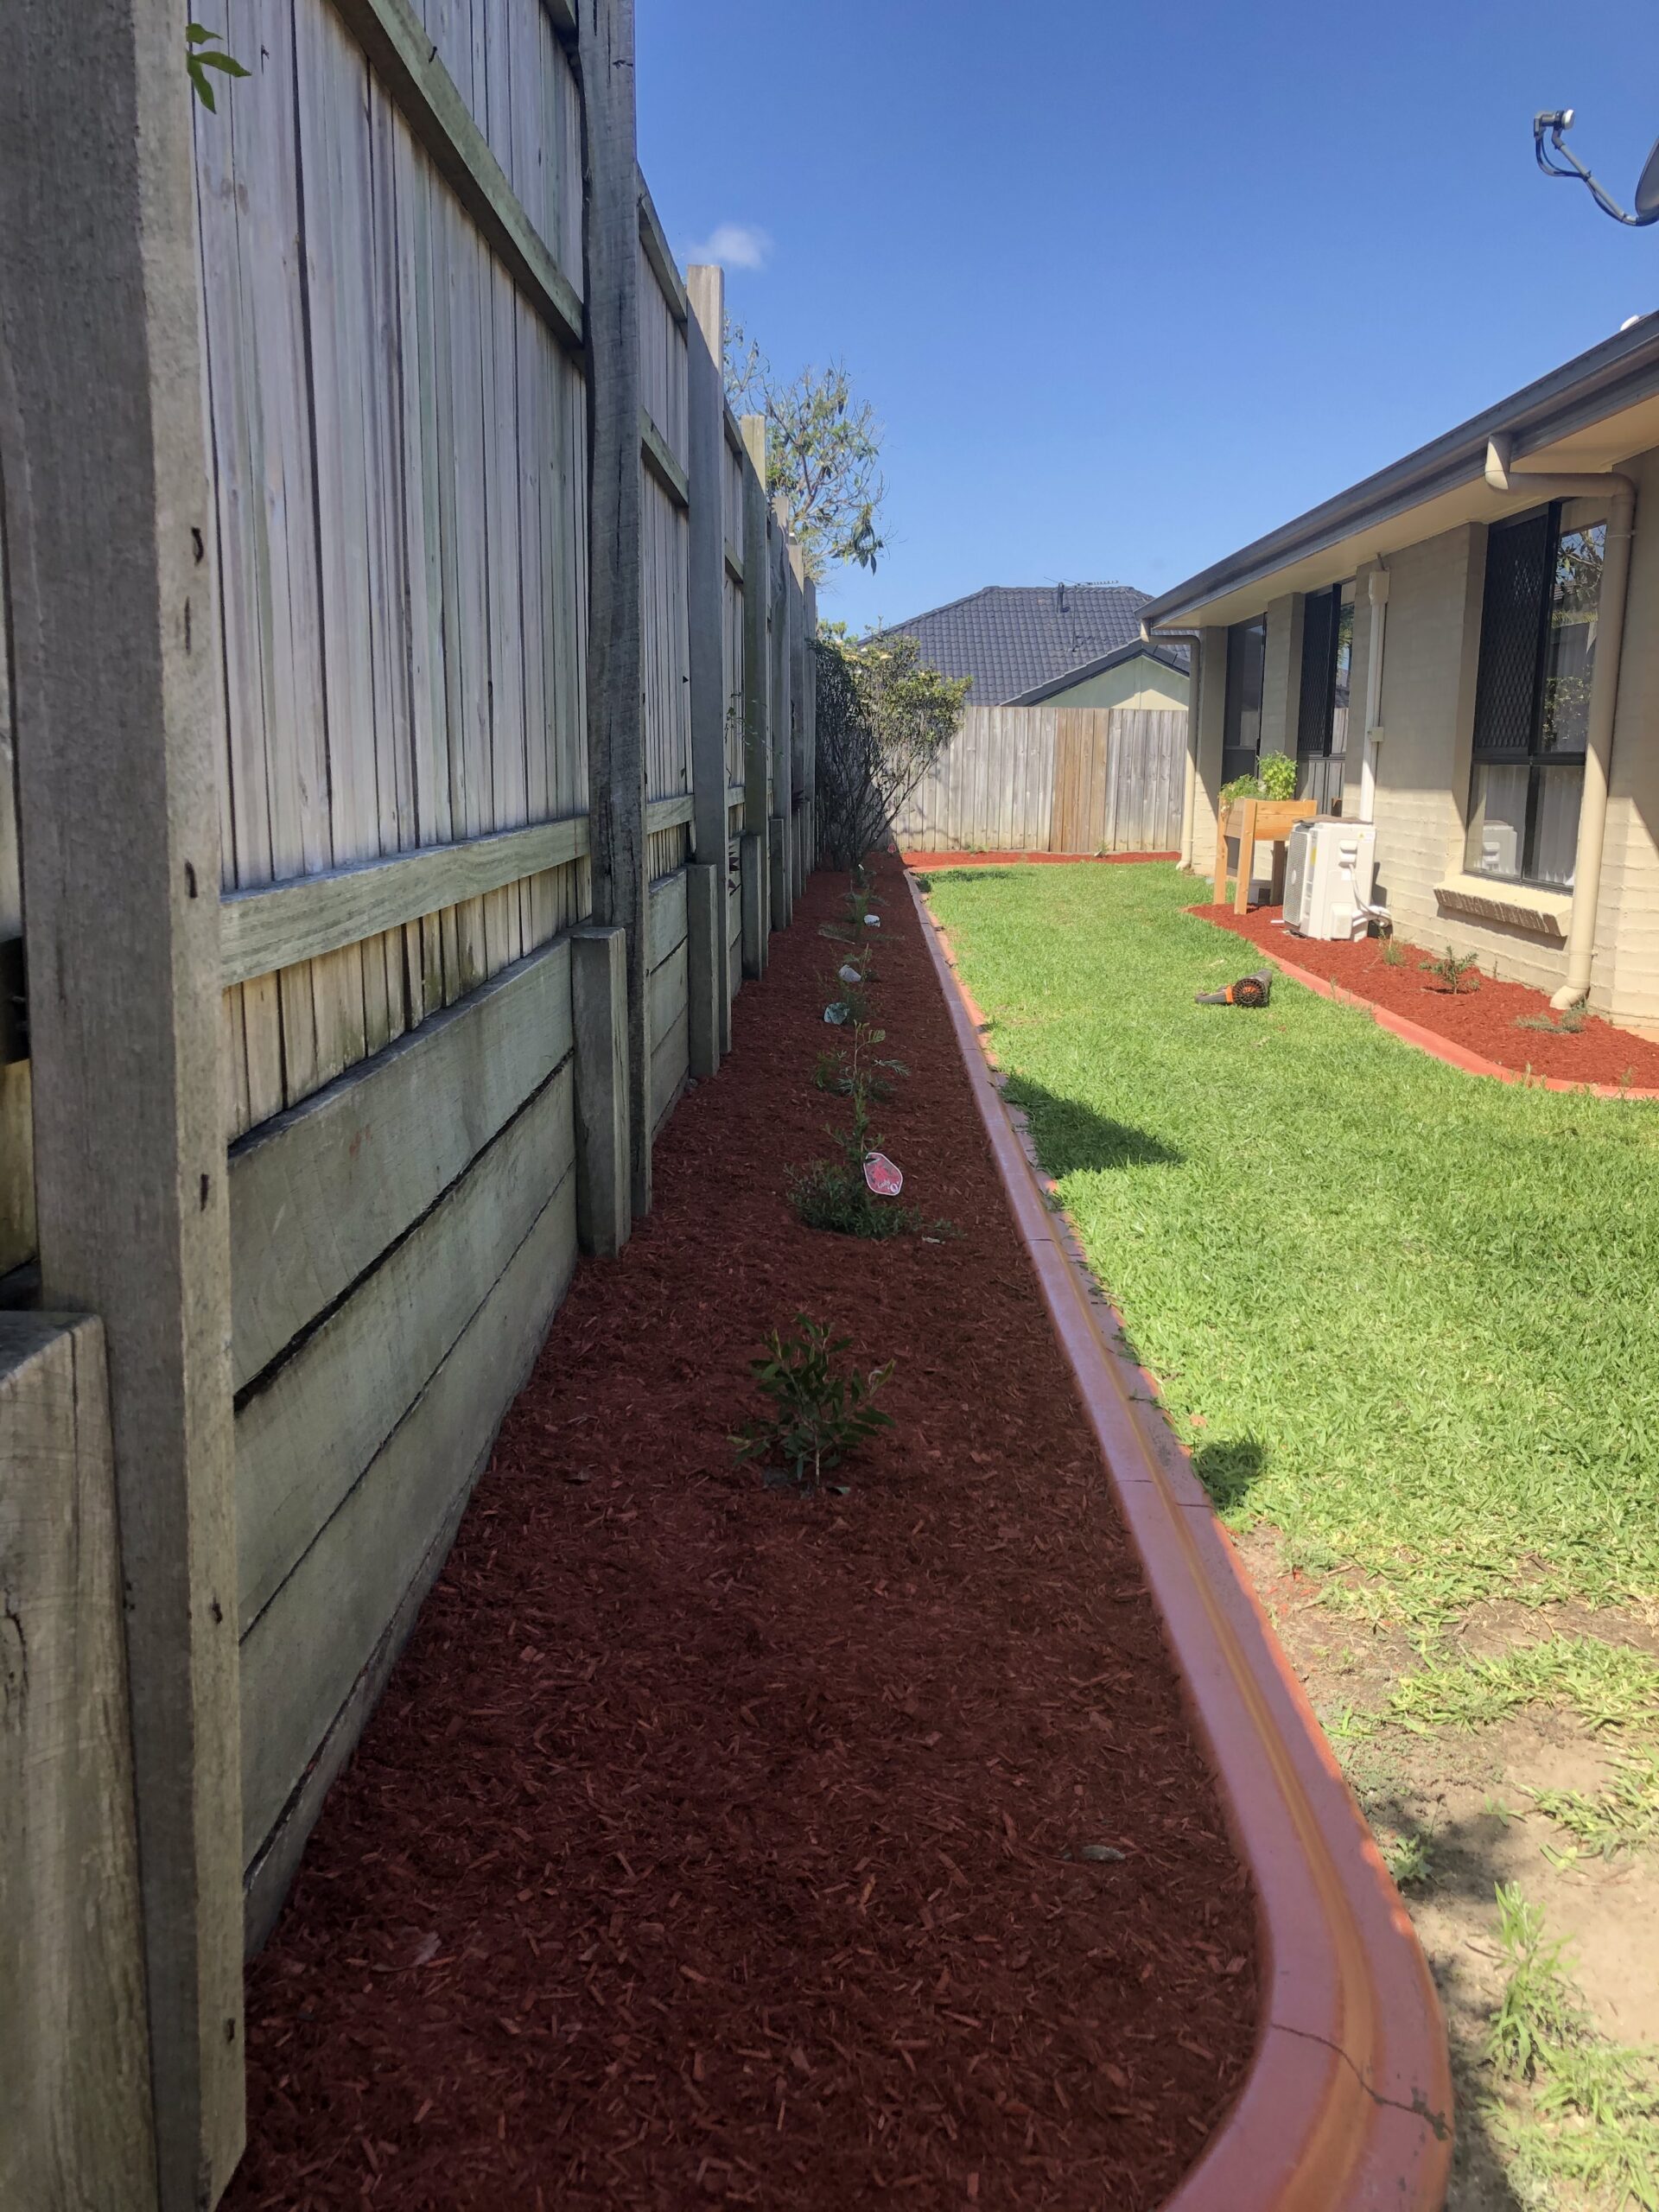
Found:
1433,873 -> 1571,942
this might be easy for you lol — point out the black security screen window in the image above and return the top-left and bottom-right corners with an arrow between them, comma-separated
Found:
1465,505 -> 1603,888
1221,617 -> 1267,787
1295,582 -> 1354,814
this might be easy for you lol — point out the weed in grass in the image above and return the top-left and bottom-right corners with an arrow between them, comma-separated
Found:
1420,944 -> 1483,994
921,861 -> 1659,1617
1531,1753 -> 1659,1861
1383,1637 -> 1659,1736
1379,1826 -> 1435,1889
1483,1885 -> 1659,2209
1487,1884 -> 1588,2081
732,1314 -> 893,1494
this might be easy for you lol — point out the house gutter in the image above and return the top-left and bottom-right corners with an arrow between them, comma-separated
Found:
1483,434 -> 1636,1009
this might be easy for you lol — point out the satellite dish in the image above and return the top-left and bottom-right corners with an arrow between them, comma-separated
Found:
1536,110 -> 1659,227
1636,133 -> 1659,224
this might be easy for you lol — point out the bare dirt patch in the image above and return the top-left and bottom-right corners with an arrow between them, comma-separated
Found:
1236,1529 -> 1659,2209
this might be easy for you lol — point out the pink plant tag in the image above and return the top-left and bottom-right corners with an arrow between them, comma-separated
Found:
863,1152 -> 903,1198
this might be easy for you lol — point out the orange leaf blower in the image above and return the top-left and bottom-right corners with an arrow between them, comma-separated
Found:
1196,969 -> 1273,1008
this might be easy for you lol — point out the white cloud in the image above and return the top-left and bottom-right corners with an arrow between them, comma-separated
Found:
684,222 -> 772,272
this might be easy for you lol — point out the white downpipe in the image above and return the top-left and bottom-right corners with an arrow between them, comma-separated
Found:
1358,565 -> 1389,826
1484,435 -> 1637,1009
1143,621 -> 1203,868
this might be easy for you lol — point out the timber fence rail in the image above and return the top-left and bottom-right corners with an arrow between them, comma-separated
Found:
0,2 -> 816,2204
891,703 -> 1186,855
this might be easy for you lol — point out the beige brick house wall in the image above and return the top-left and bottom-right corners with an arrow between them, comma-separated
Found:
1595,446 -> 1659,1034
1181,460 -> 1659,1031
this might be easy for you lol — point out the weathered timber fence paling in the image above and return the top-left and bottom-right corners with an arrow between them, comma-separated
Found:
892,703 -> 1187,855
0,0 -> 814,2203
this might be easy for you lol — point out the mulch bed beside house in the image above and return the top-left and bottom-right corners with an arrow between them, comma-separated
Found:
227,851 -> 1258,2212
1195,899 -> 1659,1087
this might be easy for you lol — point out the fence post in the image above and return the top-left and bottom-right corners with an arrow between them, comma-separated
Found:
769,517 -> 795,926
571,926 -> 632,1255
577,0 -> 650,1220
0,4 -> 245,2201
739,412 -> 772,974
0,1315 -> 158,2210
801,575 -> 818,868
685,262 -> 729,1068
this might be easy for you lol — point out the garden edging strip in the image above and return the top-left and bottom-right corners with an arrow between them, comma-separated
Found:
908,872 -> 1453,2212
900,850 -> 1179,868
1233,930 -> 1659,1103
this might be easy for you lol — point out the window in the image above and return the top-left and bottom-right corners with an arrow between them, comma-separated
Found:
1295,581 -> 1356,814
1465,505 -> 1604,888
1221,617 -> 1266,787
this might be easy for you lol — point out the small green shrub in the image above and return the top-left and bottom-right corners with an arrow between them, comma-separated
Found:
791,1031 -> 918,1239
1259,751 -> 1298,800
731,1314 -> 894,1492
1516,1007 -> 1587,1036
1220,753 -> 1299,808
789,1160 -> 915,1238
1421,944 -> 1482,995
815,1019 -> 906,1102
1380,934 -> 1407,968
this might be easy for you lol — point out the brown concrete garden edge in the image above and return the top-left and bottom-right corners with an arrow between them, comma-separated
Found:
908,870 -> 1455,2212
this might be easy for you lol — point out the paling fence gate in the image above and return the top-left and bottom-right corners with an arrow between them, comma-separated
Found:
0,3 -> 818,2206
891,703 -> 1188,855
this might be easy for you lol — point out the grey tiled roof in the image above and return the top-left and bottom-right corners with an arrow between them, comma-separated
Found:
882,583 -> 1185,706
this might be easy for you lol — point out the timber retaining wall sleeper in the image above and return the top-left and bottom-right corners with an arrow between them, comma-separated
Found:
908,870 -> 1454,2212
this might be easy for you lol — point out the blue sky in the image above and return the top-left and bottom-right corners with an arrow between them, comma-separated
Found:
637,0 -> 1659,634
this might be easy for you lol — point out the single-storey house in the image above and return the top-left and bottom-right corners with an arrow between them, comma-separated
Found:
1140,317 -> 1659,1033
888,582 -> 1191,711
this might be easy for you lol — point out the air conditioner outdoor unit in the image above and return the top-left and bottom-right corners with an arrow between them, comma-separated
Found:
1283,818 -> 1378,940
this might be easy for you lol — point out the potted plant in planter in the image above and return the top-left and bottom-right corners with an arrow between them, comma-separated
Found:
1212,752 -> 1315,914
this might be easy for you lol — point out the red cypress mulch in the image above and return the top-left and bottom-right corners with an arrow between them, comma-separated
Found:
228,850 -> 1257,2212
1195,899 -> 1659,1087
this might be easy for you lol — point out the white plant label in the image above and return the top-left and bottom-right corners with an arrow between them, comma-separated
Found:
863,1151 -> 903,1198
823,1003 -> 849,1026
864,914 -> 880,928
838,963 -> 862,984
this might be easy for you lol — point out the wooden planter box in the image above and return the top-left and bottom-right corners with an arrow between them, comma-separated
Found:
1212,797 -> 1318,914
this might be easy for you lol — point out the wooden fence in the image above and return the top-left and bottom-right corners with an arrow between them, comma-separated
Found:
0,3 -> 814,2205
892,704 -> 1186,855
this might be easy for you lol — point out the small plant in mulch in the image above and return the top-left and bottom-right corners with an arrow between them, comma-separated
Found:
1380,933 -> 1408,969
823,964 -> 875,1027
814,1014 -> 908,1103
845,880 -> 885,935
790,1044 -> 919,1240
731,1313 -> 893,1494
1420,944 -> 1482,995
1516,1007 -> 1588,1036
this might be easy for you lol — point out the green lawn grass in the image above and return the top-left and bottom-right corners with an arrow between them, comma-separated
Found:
922,862 -> 1659,1621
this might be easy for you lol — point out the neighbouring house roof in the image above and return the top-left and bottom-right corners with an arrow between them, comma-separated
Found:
1140,312 -> 1659,635
1008,637 -> 1191,707
882,583 -> 1187,706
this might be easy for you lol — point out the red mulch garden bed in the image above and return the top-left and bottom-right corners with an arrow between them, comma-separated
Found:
1194,900 -> 1659,1088
227,851 -> 1257,2212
